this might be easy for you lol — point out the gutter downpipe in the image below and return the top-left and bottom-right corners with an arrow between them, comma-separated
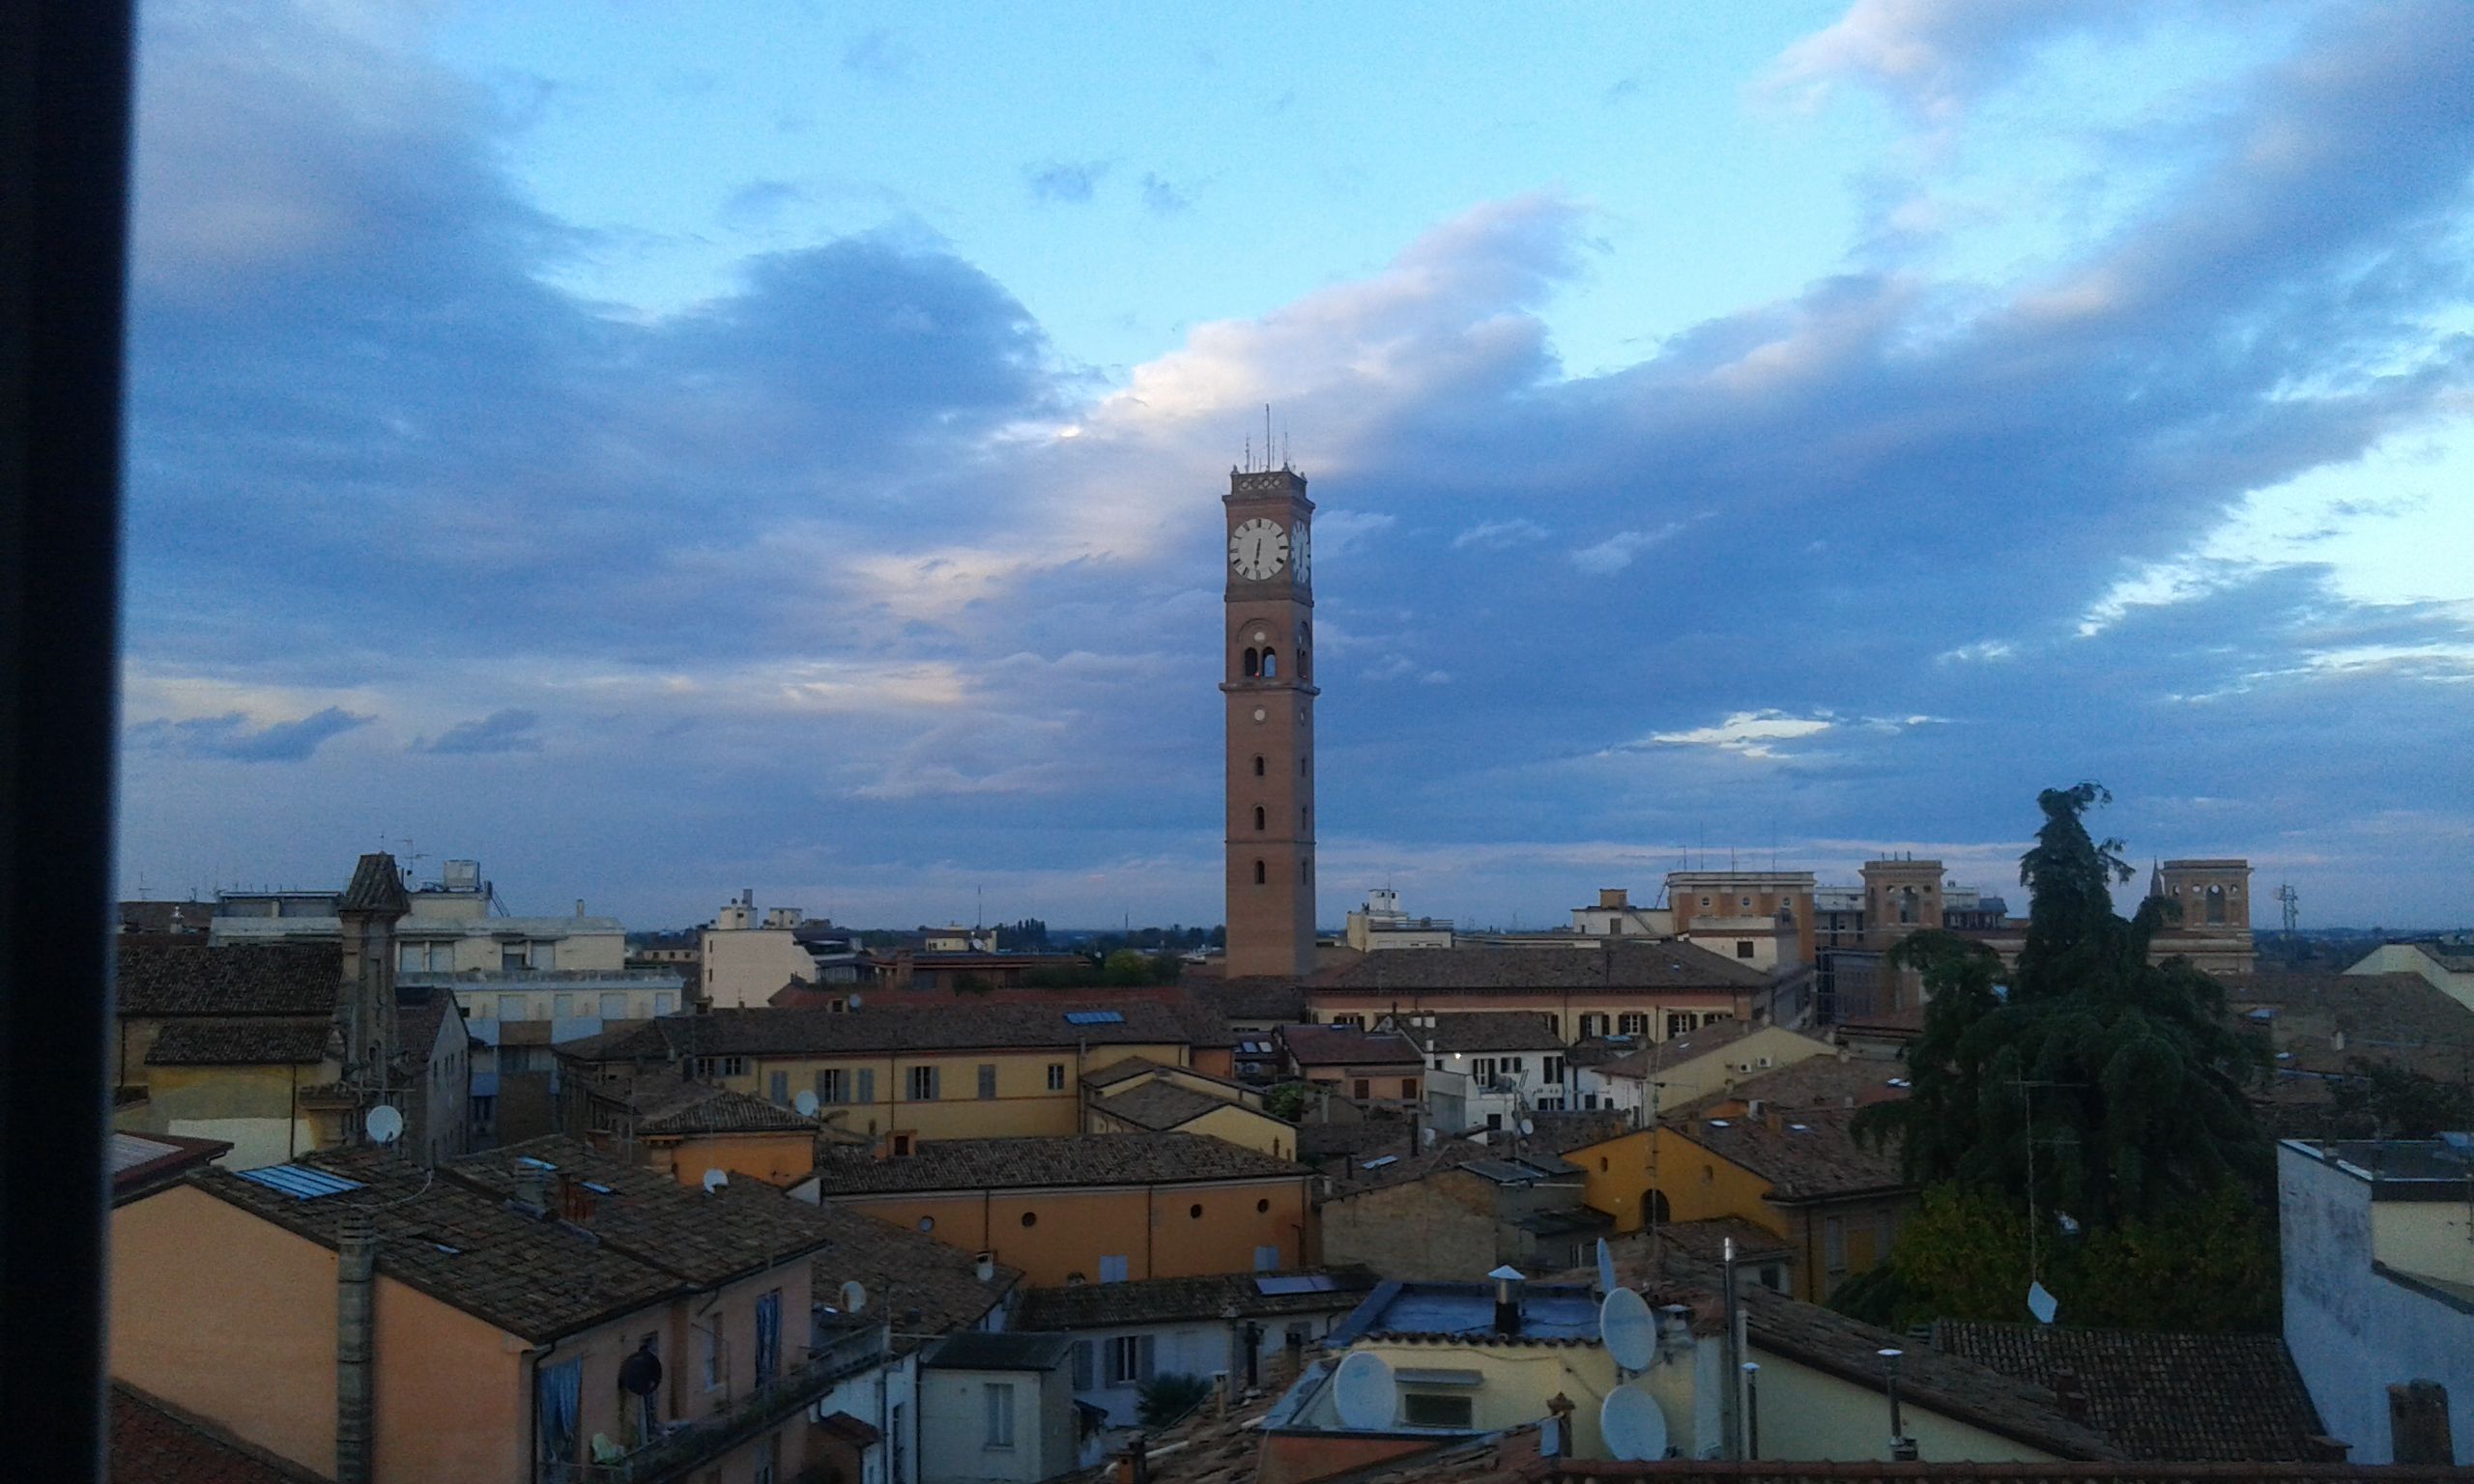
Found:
336,1211 -> 377,1484
1722,1236 -> 1747,1460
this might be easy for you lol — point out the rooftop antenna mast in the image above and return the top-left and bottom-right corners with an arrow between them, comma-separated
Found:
2277,884 -> 2299,935
1264,404 -> 1273,474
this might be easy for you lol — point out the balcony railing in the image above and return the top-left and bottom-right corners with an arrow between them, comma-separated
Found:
539,1327 -> 887,1484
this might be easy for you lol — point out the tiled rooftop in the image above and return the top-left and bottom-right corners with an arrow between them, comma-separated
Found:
1670,1053 -> 1914,1117
145,1016 -> 336,1067
1310,941 -> 1769,993
809,1133 -> 1309,1194
808,1203 -> 1019,1349
116,941 -> 339,1017
110,1382 -> 327,1484
1095,1080 -> 1243,1131
1196,976 -> 1311,1020
1275,1024 -> 1424,1068
1384,1011 -> 1568,1052
610,1069 -> 820,1135
1016,1268 -> 1378,1329
109,1131 -> 234,1204
1934,1321 -> 2325,1462
922,1330 -> 1077,1371
1667,1107 -> 1908,1202
578,999 -> 1211,1060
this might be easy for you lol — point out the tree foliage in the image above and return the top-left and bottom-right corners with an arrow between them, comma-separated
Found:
2327,1059 -> 2474,1139
1833,1183 -> 2278,1333
1262,1081 -> 1309,1122
1852,784 -> 2272,1229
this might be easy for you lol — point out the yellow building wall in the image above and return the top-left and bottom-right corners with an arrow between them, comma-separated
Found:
1309,991 -> 1753,1043
832,1177 -> 1310,1286
1173,1103 -> 1296,1160
2373,1199 -> 2474,1287
716,1042 -> 1195,1143
126,1062 -> 329,1169
1752,1349 -> 2061,1463
1649,1025 -> 1835,1108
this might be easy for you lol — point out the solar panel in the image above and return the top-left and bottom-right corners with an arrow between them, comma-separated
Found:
1063,1011 -> 1125,1025
237,1164 -> 365,1201
1254,1274 -> 1341,1295
515,1155 -> 559,1170
1360,1155 -> 1398,1170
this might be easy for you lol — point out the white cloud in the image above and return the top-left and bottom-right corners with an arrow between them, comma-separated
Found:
1570,524 -> 1683,575
1453,518 -> 1549,550
1647,710 -> 1836,759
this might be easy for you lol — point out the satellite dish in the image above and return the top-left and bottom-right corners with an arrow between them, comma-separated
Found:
364,1105 -> 404,1146
1331,1352 -> 1397,1431
618,1346 -> 663,1396
1599,1384 -> 1668,1462
849,994 -> 863,1008
840,1280 -> 868,1313
1518,1118 -> 1535,1136
2027,1280 -> 2058,1325
1600,1287 -> 1656,1373
1420,1127 -> 1437,1147
1596,1238 -> 1619,1297
701,1169 -> 729,1194
793,1090 -> 820,1117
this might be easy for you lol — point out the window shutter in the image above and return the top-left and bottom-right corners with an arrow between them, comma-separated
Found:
1137,1335 -> 1156,1381
931,1066 -> 942,1099
1073,1341 -> 1094,1390
858,1069 -> 875,1104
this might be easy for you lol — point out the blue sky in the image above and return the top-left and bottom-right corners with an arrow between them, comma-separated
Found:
118,1 -> 2474,931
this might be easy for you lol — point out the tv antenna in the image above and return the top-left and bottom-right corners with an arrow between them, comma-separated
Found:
2013,1075 -> 2086,1317
2277,884 -> 2299,935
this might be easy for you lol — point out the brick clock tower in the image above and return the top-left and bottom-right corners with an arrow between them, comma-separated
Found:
1223,466 -> 1318,979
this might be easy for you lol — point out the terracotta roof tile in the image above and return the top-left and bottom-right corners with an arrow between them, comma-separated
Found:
1310,941 -> 1769,993
1381,1011 -> 1568,1052
1095,1081 -> 1241,1131
1670,1054 -> 1913,1117
145,1017 -> 335,1067
111,1382 -> 329,1483
598,1000 -> 1208,1059
1275,1024 -> 1423,1068
808,1203 -> 1019,1348
1667,1108 -> 1907,1202
117,942 -> 339,1017
811,1133 -> 1309,1195
1934,1321 -> 2326,1462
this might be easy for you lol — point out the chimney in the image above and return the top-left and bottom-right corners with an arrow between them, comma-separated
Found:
335,1212 -> 377,1484
2331,1029 -> 2347,1053
893,950 -> 914,990
2389,1381 -> 2455,1466
1489,1266 -> 1526,1335
509,1161 -> 549,1217
558,1173 -> 596,1227
1765,1107 -> 1783,1134
2050,1367 -> 2089,1421
1599,889 -> 1628,910
575,899 -> 586,919
974,1251 -> 996,1282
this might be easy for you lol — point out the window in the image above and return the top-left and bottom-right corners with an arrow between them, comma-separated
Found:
768,1071 -> 789,1105
1760,1264 -> 1787,1293
696,1056 -> 748,1078
1303,856 -> 1311,883
856,1069 -> 875,1104
892,1134 -> 914,1157
1098,1255 -> 1129,1283
1254,1244 -> 1280,1271
1046,1063 -> 1065,1091
1253,860 -> 1266,885
1402,1394 -> 1474,1428
1252,755 -> 1265,777
1577,1013 -> 1608,1039
820,1068 -> 849,1103
908,1066 -> 939,1100
983,1383 -> 1016,1447
1485,1113 -> 1502,1130
1329,1013 -> 1363,1029
1301,754 -> 1309,777
1542,1055 -> 1565,1085
1253,805 -> 1265,831
1256,1198 -> 1271,1213
599,991 -> 626,1018
700,1312 -> 724,1391
977,1063 -> 996,1099
1073,1340 -> 1095,1389
754,1433 -> 778,1484
1667,1012 -> 1696,1037
654,991 -> 676,1015
1352,1079 -> 1370,1099
1736,940 -> 1755,958
536,1358 -> 582,1467
1104,1334 -> 1155,1386
1399,1078 -> 1418,1099
1021,1211 -> 1037,1227
1825,1215 -> 1847,1276
1618,1013 -> 1648,1036
469,1094 -> 495,1132
1261,649 -> 1278,677
754,1288 -> 782,1384
1243,646 -> 1259,677
1700,897 -> 1712,908
504,946 -> 529,970
1189,1202 -> 1204,1219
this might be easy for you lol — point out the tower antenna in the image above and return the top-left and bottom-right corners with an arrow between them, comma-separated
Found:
1265,404 -> 1273,472
1243,435 -> 1251,472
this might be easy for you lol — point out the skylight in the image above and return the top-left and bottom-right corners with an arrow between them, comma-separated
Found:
1361,1155 -> 1398,1169
237,1164 -> 364,1201
1063,1011 -> 1125,1025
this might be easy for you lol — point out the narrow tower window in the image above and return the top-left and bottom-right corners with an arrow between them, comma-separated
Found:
1253,806 -> 1266,831
1253,860 -> 1266,885
1243,647 -> 1259,677
1252,756 -> 1265,777
1261,649 -> 1279,678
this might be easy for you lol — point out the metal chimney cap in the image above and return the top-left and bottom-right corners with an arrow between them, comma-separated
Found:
1486,1265 -> 1527,1281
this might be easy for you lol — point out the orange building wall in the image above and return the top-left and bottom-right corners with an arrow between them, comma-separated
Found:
832,1178 -> 1311,1286
651,1129 -> 819,1187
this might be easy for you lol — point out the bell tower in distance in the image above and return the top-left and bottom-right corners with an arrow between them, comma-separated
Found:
1223,464 -> 1317,979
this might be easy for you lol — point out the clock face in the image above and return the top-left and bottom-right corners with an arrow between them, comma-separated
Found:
1229,518 -> 1289,580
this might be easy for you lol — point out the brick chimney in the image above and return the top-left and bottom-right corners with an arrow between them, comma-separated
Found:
2050,1367 -> 2090,1421
335,1211 -> 377,1484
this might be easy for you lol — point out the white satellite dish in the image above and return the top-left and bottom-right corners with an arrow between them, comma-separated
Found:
1518,1118 -> 1535,1136
1420,1127 -> 1436,1148
1596,1238 -> 1619,1296
1599,1384 -> 1668,1462
848,994 -> 863,1008
839,1280 -> 868,1313
364,1104 -> 404,1146
700,1168 -> 729,1194
793,1090 -> 820,1117
1331,1352 -> 1397,1431
2027,1279 -> 2058,1325
1600,1286 -> 1656,1373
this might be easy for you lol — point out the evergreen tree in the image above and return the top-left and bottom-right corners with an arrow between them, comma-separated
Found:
1854,784 -> 2272,1228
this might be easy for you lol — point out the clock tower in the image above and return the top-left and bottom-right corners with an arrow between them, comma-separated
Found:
1223,465 -> 1318,979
